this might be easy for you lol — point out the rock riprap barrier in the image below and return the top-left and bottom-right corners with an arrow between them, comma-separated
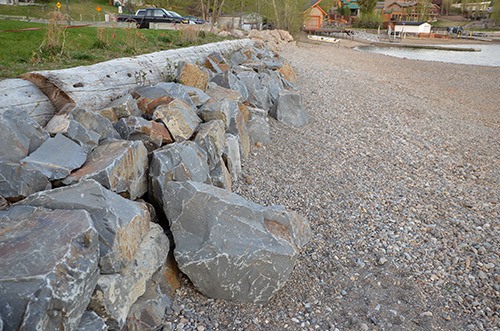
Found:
0,32 -> 310,330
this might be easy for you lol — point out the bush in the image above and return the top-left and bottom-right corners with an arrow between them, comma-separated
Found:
352,12 -> 382,29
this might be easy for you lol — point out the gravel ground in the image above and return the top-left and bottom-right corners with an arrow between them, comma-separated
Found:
165,39 -> 499,331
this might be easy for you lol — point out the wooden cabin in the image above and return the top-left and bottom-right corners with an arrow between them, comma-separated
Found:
304,0 -> 328,30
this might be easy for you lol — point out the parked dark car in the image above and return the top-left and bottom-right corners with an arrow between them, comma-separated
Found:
117,8 -> 189,28
184,16 -> 207,24
447,26 -> 464,35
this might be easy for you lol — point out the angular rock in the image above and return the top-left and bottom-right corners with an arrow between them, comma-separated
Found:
263,58 -> 283,70
205,82 -> 242,102
229,49 -> 250,67
154,82 -> 211,108
0,205 -> 99,331
45,114 -> 100,154
177,62 -> 210,91
135,84 -> 189,109
0,196 -> 8,211
182,85 -> 211,108
247,105 -> 268,118
77,311 -> 108,331
247,115 -> 271,146
0,78 -> 55,126
205,53 -> 231,74
237,71 -> 270,110
88,223 -> 169,330
235,103 -> 251,159
193,120 -> 226,171
149,141 -> 210,208
261,71 -> 284,106
210,71 -> 249,101
150,254 -> 181,296
278,29 -> 294,43
135,96 -> 174,119
210,159 -> 232,191
0,162 -> 51,202
153,98 -> 201,142
205,57 -> 227,74
115,116 -> 173,152
198,99 -> 239,130
270,90 -> 309,127
20,179 -> 151,274
97,94 -> 142,123
163,181 -> 311,304
124,284 -> 170,331
238,60 -> 265,72
0,109 -> 49,163
63,140 -> 148,199
21,133 -> 87,180
278,61 -> 298,84
70,107 -> 121,141
224,134 -> 242,181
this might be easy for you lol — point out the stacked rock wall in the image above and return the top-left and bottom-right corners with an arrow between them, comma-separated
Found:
0,32 -> 310,330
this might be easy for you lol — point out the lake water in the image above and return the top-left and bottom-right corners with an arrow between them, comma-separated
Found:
355,44 -> 500,67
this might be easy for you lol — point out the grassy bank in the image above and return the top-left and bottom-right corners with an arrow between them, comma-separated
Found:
1,1 -> 122,22
0,20 -> 227,79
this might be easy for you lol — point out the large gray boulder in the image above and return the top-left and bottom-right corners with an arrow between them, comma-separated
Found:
0,205 -> 99,331
0,162 -> 51,201
20,179 -> 152,274
198,99 -> 239,131
88,223 -> 169,330
153,98 -> 202,142
237,71 -> 270,110
63,140 -> 148,199
71,107 -> 121,141
269,90 -> 309,127
115,116 -> 173,152
21,133 -> 87,180
224,134 -> 242,181
77,311 -> 108,331
247,115 -> 271,146
124,284 -> 171,331
193,120 -> 226,171
153,82 -> 211,108
0,109 -> 49,163
97,94 -> 142,123
205,82 -> 242,103
149,141 -> 210,208
261,71 -> 285,106
163,181 -> 311,304
209,159 -> 232,191
45,114 -> 101,154
210,71 -> 249,101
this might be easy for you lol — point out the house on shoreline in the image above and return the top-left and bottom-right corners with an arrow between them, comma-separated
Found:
304,0 -> 328,30
389,21 -> 432,36
382,0 -> 440,22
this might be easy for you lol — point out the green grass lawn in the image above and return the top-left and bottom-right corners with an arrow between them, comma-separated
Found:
0,19 -> 227,78
1,1 -> 120,22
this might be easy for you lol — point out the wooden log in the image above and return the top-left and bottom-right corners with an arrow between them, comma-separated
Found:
21,39 -> 254,112
0,78 -> 56,126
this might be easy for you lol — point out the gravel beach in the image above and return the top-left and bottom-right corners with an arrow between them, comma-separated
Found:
166,39 -> 500,331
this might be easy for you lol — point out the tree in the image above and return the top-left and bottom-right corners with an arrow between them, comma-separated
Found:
256,0 -> 304,35
197,0 -> 228,24
416,0 -> 431,21
357,0 -> 377,14
492,0 -> 500,23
